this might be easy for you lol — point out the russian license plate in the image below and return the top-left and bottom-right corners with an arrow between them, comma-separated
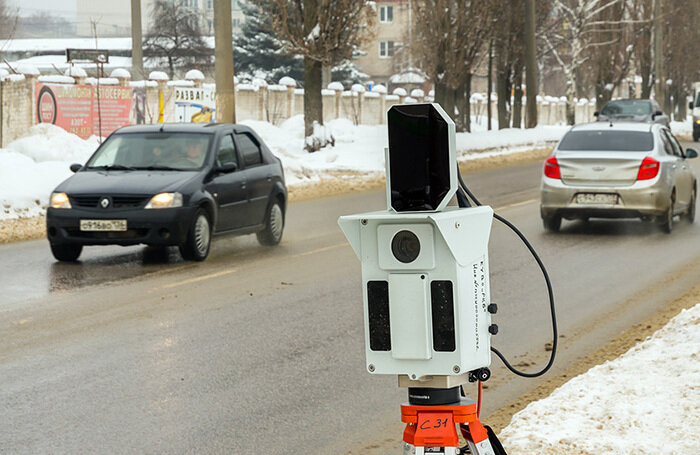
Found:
80,219 -> 127,231
575,193 -> 619,205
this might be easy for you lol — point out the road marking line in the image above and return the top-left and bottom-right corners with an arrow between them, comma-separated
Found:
496,198 -> 538,211
293,242 -> 346,257
160,268 -> 238,289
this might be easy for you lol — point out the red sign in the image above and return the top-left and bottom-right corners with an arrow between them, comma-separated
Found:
35,83 -> 132,139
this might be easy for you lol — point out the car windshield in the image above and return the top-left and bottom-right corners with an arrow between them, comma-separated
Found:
86,133 -> 213,170
558,130 -> 654,152
600,100 -> 652,117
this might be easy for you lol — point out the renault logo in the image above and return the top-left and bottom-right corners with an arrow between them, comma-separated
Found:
100,197 -> 110,208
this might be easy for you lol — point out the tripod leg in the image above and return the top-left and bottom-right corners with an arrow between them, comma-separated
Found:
462,420 -> 503,455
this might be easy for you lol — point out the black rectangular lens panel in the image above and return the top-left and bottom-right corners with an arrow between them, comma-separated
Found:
431,280 -> 456,352
387,104 -> 451,212
367,281 -> 391,351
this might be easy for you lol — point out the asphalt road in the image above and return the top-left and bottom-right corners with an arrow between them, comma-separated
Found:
2,147 -> 700,454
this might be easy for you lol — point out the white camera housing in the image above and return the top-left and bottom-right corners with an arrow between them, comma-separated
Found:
339,207 -> 493,379
338,103 -> 494,379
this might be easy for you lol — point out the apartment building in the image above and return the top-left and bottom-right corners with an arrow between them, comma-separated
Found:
76,0 -> 245,38
355,0 -> 413,85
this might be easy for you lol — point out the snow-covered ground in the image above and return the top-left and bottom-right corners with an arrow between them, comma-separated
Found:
499,303 -> 700,454
0,117 -> 567,221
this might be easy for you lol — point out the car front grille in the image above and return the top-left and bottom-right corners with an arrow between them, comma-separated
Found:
70,195 -> 150,209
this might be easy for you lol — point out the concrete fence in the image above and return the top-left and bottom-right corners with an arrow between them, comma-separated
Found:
0,66 -> 597,147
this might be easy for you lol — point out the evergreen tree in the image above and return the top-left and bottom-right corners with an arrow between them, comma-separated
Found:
235,1 -> 303,83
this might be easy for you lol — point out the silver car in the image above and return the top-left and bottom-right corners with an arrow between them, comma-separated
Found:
540,122 -> 698,233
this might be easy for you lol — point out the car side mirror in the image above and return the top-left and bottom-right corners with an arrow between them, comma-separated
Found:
652,110 -> 663,119
216,162 -> 238,173
593,111 -> 599,117
70,163 -> 82,173
685,148 -> 699,159
689,102 -> 694,110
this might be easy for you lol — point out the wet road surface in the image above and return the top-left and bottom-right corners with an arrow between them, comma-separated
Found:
2,149 -> 700,454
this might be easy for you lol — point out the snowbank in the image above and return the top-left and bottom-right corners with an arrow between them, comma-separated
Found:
499,303 -> 700,454
0,124 -> 100,220
0,118 -> 566,221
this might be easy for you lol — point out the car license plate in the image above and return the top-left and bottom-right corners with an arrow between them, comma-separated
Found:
80,219 -> 127,231
575,193 -> 619,205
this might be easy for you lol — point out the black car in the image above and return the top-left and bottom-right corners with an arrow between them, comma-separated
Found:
46,123 -> 287,262
594,99 -> 670,128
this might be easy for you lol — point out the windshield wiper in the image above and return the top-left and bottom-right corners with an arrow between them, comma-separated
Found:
89,164 -> 136,171
134,165 -> 183,171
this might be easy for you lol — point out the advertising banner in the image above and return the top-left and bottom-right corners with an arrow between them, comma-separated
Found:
174,86 -> 216,123
36,82 -> 133,139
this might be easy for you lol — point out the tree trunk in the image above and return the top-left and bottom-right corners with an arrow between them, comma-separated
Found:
595,82 -> 614,112
524,0 -> 537,128
303,56 -> 323,139
168,56 -> 174,79
464,73 -> 472,133
496,66 -> 510,130
435,81 -> 449,111
512,67 -> 523,128
443,87 -> 456,123
641,70 -> 652,99
487,39 -> 493,130
455,81 -> 467,132
566,70 -> 577,125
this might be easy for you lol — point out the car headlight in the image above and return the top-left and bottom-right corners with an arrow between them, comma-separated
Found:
145,192 -> 183,209
50,192 -> 71,209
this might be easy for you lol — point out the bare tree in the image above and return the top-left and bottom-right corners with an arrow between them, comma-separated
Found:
663,0 -> 700,120
265,0 -> 375,149
143,0 -> 213,78
543,0 -> 632,124
412,0 -> 492,131
0,0 -> 18,40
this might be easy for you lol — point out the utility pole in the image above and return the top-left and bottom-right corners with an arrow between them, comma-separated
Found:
130,0 -> 144,79
214,0 -> 236,123
524,0 -> 538,128
653,0 -> 665,111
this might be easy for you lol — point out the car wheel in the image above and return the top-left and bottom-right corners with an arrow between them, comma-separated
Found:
542,214 -> 561,232
50,243 -> 82,262
686,189 -> 696,223
659,198 -> 674,234
180,208 -> 212,261
256,200 -> 284,246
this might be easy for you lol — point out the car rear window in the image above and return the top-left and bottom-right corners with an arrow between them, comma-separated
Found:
600,100 -> 652,116
558,130 -> 654,152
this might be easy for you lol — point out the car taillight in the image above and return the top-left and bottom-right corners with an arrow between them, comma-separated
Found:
544,156 -> 561,179
637,157 -> 660,180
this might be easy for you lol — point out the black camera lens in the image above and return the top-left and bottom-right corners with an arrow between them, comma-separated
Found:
391,230 -> 421,263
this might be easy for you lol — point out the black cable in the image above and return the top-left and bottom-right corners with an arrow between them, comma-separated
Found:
458,171 -> 558,378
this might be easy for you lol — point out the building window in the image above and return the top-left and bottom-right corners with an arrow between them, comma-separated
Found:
208,19 -> 213,33
207,0 -> 213,9
379,6 -> 393,23
379,41 -> 394,58
232,18 -> 241,28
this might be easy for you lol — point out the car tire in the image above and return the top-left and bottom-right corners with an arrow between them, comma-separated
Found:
180,208 -> 212,261
256,200 -> 284,246
50,243 -> 82,262
686,189 -> 696,224
659,198 -> 674,234
542,214 -> 561,232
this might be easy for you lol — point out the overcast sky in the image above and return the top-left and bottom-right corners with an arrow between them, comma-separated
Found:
8,0 -> 76,18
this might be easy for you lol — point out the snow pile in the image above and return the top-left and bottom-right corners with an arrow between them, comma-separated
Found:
670,120 -> 693,138
0,118 -> 566,221
456,125 -> 568,153
499,303 -> 700,454
0,124 -> 100,220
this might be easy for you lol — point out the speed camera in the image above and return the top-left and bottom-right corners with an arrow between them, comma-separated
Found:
339,104 -> 494,380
